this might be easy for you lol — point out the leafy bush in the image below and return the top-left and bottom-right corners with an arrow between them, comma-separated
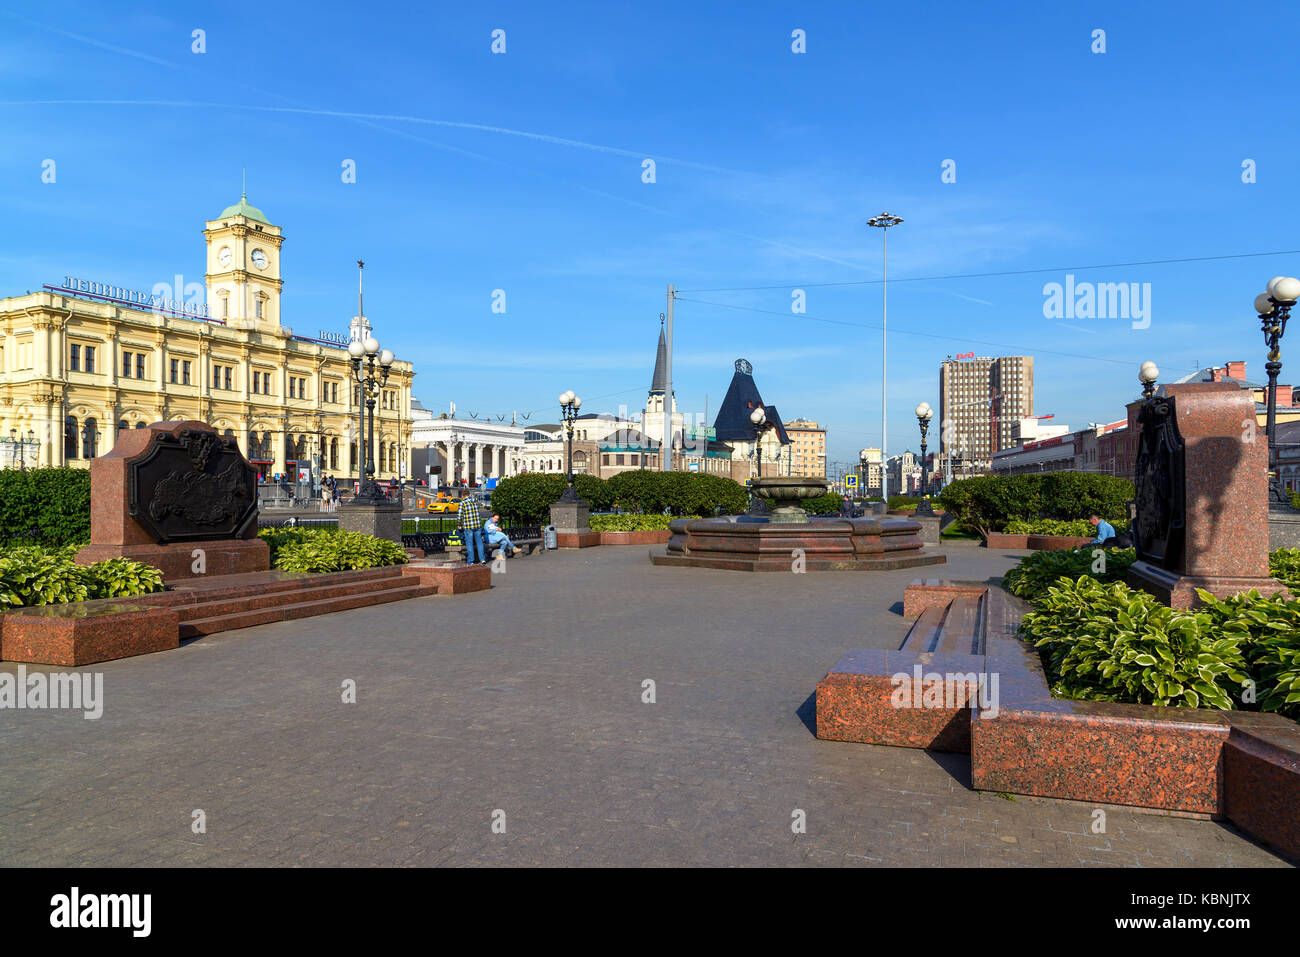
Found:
1270,548 -> 1300,592
84,557 -> 165,598
589,514 -> 699,532
490,473 -> 567,524
1002,547 -> 1136,599
1021,577 -> 1249,709
0,545 -> 163,608
1194,589 -> 1300,718
937,473 -> 1133,539
273,530 -> 408,573
0,468 -> 92,547
1003,518 -> 1131,537
258,526 -> 333,564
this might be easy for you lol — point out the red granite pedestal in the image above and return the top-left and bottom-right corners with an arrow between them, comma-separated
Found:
75,420 -> 269,582
1125,384 -> 1284,608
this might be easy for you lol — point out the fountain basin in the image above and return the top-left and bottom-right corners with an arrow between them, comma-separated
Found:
651,515 -> 946,572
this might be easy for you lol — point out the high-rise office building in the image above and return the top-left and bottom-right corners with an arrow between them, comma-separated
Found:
938,355 -> 1033,473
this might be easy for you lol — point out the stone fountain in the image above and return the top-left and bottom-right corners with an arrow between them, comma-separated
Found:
750,475 -> 829,523
651,475 -> 945,573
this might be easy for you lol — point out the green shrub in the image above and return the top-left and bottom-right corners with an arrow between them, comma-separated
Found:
490,473 -> 567,524
1194,589 -> 1300,719
1002,547 -> 1136,599
1020,577 -> 1250,709
888,495 -> 920,509
937,473 -> 1133,539
273,530 -> 408,573
1003,518 -> 1131,537
257,526 -> 333,564
607,470 -> 748,516
0,467 -> 92,547
589,514 -> 699,532
802,493 -> 844,515
83,557 -> 165,598
1270,548 -> 1300,592
0,545 -> 163,607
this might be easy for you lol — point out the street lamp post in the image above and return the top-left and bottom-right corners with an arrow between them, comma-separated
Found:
1139,360 -> 1159,400
914,401 -> 934,515
558,389 -> 583,503
345,335 -> 395,505
868,212 -> 903,504
1256,276 -> 1300,502
749,406 -> 767,478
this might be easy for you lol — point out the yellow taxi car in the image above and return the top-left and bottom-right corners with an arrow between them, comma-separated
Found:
426,496 -> 460,514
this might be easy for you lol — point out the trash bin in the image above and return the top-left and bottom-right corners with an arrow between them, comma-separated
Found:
544,525 -> 558,550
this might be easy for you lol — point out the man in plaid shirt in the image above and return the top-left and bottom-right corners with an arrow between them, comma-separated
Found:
457,494 -> 487,564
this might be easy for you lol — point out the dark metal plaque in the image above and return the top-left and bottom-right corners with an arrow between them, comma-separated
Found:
1132,395 -> 1186,570
127,428 -> 258,544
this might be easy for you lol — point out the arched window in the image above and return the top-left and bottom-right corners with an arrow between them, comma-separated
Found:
117,419 -> 128,434
64,416 -> 78,459
295,435 -> 306,461
329,438 -> 338,470
135,421 -> 146,429
350,442 -> 358,473
389,444 -> 396,473
248,431 -> 258,457
81,417 -> 98,459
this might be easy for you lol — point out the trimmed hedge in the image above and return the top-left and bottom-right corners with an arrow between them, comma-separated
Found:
937,473 -> 1134,539
589,514 -> 699,532
490,470 -> 749,524
1004,518 -> 1131,537
0,468 -> 92,547
802,493 -> 844,515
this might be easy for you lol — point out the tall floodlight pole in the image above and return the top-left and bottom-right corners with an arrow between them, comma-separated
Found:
662,285 -> 675,473
868,213 -> 903,503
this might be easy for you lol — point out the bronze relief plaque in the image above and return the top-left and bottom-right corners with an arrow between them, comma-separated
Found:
127,428 -> 258,543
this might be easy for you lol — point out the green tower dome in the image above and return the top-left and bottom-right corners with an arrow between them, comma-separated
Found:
219,193 -> 270,225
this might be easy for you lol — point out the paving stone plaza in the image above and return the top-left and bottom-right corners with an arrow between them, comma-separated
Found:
0,542 -> 1289,867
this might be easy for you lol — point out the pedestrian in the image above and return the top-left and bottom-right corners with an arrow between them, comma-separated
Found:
457,489 -> 487,565
484,513 -> 517,558
839,495 -> 854,517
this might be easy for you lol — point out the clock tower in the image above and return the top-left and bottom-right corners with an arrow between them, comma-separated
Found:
203,192 -> 285,330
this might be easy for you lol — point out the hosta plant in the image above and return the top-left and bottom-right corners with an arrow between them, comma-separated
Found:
1002,547 -> 1136,600
273,530 -> 408,573
1020,577 -> 1249,710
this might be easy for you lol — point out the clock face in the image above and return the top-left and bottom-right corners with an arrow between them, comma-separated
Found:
251,249 -> 268,269
218,246 -> 232,267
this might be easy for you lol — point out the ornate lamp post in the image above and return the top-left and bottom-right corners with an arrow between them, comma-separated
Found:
749,406 -> 767,477
1139,360 -> 1159,399
558,389 -> 583,502
345,335 -> 395,505
914,401 -> 934,514
1256,277 -> 1300,497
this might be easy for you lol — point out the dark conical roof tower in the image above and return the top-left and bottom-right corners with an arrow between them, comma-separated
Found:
649,324 -> 669,395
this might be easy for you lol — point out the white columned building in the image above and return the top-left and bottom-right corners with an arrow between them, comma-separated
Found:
410,400 -> 524,487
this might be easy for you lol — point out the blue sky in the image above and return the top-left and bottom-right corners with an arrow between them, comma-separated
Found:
2,1 -> 1297,469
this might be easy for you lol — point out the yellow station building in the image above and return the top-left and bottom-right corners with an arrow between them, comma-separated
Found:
0,195 -> 414,481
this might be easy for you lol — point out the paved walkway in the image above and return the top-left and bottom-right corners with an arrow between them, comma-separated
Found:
0,542 -> 1290,866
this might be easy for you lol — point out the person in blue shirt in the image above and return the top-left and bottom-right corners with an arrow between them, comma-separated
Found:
1088,514 -> 1118,547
